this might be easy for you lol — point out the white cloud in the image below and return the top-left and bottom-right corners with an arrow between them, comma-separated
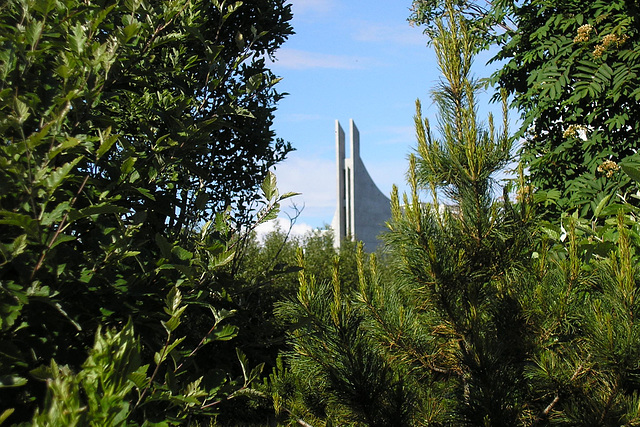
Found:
254,217 -> 315,243
269,48 -> 367,70
272,155 -> 335,208
269,154 -> 336,227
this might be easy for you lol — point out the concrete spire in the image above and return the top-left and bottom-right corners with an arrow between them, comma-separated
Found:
332,120 -> 391,250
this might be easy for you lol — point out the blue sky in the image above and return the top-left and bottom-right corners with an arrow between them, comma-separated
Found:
263,0 -> 503,234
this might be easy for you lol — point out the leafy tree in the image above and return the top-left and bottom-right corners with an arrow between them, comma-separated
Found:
493,0 -> 640,217
412,0 -> 640,219
262,2 -> 640,425
235,223 -> 401,425
233,224 -> 379,372
410,0 -> 516,49
0,0 -> 293,423
518,181 -> 640,425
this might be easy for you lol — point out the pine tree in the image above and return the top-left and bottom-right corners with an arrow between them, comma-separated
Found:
272,246 -> 414,426
523,211 -> 640,425
381,2 -> 536,424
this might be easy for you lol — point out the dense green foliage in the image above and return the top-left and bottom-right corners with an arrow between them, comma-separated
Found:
413,0 -> 640,217
4,0 -> 640,425
494,0 -> 640,217
0,0 -> 293,424
274,246 -> 413,426
227,226 -> 360,375
410,0 -> 515,49
272,8 -> 534,424
383,10 -> 533,423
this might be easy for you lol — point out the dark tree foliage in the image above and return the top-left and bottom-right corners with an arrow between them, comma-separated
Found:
0,0 -> 292,423
413,0 -> 640,218
494,0 -> 640,217
233,226 -> 379,374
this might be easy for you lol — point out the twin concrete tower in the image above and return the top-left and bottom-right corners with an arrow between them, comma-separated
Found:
331,120 -> 391,250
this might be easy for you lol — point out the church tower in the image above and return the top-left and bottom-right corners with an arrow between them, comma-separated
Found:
332,120 -> 391,250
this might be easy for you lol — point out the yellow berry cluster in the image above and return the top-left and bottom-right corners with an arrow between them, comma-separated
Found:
593,33 -> 629,58
597,159 -> 620,177
562,124 -> 587,139
573,24 -> 594,43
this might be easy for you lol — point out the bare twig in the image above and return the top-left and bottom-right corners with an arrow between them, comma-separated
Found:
532,359 -> 589,425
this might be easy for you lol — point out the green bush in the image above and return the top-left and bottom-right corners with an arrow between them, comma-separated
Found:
0,0 -> 293,423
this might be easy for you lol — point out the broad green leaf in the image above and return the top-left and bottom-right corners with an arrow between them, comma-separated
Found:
261,204 -> 279,223
210,307 -> 236,324
122,22 -> 141,42
211,250 -> 235,268
173,264 -> 195,280
246,73 -> 263,93
67,204 -> 129,223
69,22 -> 86,54
0,212 -> 39,237
128,364 -> 150,389
47,137 -> 81,160
541,224 -> 561,241
261,170 -> 277,200
0,375 -> 27,388
90,4 -> 117,34
162,306 -> 186,332
165,286 -> 182,313
621,164 -> 640,183
155,233 -> 173,259
599,203 -> 631,217
97,127 -> 118,159
594,194 -> 611,217
212,324 -> 238,341
280,191 -> 301,200
44,157 -> 82,193
164,336 -> 185,356
10,234 -> 28,257
29,365 -> 53,381
0,408 -> 15,424
25,122 -> 53,150
0,298 -> 23,331
14,98 -> 29,124
48,233 -> 77,249
120,156 -> 137,177
154,337 -> 186,364
135,187 -> 155,200
171,245 -> 193,261
25,20 -> 44,48
41,201 -> 70,226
